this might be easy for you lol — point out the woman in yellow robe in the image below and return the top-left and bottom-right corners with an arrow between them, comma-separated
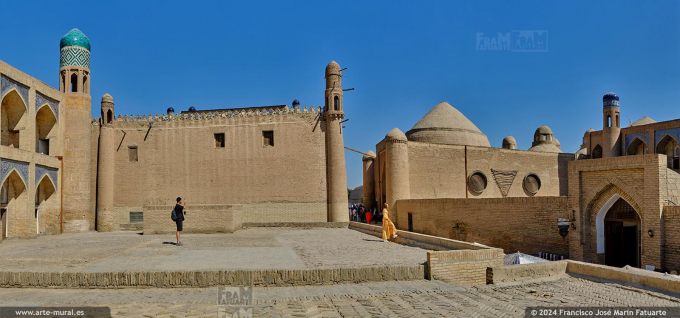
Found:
382,203 -> 398,241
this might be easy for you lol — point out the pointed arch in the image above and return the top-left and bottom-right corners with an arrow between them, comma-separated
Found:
592,144 -> 603,159
626,137 -> 646,155
594,193 -> 641,254
35,174 -> 56,207
0,169 -> 27,191
1,90 -> 27,147
35,105 -> 57,155
656,135 -> 678,169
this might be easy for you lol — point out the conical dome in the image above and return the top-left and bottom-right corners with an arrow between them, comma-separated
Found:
406,102 -> 490,147
60,28 -> 90,50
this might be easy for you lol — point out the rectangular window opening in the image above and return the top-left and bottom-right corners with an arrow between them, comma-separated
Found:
129,211 -> 143,224
214,133 -> 225,148
262,130 -> 274,147
128,146 -> 138,162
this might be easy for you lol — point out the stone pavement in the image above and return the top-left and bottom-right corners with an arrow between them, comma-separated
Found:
0,228 -> 426,272
1,277 -> 679,317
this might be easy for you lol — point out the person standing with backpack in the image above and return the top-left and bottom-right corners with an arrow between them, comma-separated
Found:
172,197 -> 185,246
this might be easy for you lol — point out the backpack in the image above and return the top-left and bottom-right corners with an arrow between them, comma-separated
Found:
171,208 -> 177,221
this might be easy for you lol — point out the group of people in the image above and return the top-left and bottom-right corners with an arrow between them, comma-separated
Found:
349,203 -> 379,224
349,202 -> 398,242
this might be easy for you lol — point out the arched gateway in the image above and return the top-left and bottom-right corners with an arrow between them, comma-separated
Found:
596,194 -> 641,267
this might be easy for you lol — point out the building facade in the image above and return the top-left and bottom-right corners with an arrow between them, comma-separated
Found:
0,29 -> 349,239
365,96 -> 680,272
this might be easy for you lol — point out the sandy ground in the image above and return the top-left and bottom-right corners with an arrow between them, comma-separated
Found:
0,228 -> 426,272
0,277 -> 678,317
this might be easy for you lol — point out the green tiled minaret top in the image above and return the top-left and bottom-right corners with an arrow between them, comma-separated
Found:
60,28 -> 90,50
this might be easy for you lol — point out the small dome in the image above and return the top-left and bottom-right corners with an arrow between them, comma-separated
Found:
167,107 -> 175,114
405,101 -> 490,147
502,136 -> 517,149
386,128 -> 407,141
603,92 -> 619,101
188,106 -> 197,112
603,92 -> 619,107
292,99 -> 300,107
630,116 -> 656,127
529,125 -> 562,153
60,28 -> 91,50
325,60 -> 341,76
101,93 -> 113,103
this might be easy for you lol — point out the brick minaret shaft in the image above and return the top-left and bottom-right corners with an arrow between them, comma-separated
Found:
59,29 -> 93,232
324,61 -> 349,222
96,94 -> 115,231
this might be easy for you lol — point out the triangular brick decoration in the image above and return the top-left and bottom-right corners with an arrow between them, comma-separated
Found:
491,169 -> 517,197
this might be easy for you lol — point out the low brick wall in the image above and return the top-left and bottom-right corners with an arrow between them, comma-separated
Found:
350,222 -> 504,286
0,265 -> 425,288
427,249 -> 505,286
486,261 -> 568,285
566,260 -> 680,294
349,222 -> 489,251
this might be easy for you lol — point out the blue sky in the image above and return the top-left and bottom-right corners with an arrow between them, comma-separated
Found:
2,1 -> 679,187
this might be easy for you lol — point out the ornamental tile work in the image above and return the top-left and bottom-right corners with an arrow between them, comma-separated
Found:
625,132 -> 649,149
655,128 -> 680,147
60,46 -> 91,68
0,159 -> 29,186
35,165 -> 58,190
1,75 -> 29,109
35,92 -> 59,120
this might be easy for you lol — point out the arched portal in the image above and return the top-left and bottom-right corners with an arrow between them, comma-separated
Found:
596,195 -> 641,267
657,135 -> 679,169
35,106 -> 57,155
626,138 -> 646,155
592,144 -> 603,159
1,90 -> 26,148
1,170 -> 27,239
35,175 -> 56,234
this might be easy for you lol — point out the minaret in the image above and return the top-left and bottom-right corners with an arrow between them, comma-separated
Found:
97,94 -> 115,231
602,92 -> 621,158
59,28 -> 93,232
362,151 -> 376,209
385,128 -> 410,224
324,61 -> 349,222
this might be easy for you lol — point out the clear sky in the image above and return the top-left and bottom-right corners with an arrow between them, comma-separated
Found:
2,1 -> 679,187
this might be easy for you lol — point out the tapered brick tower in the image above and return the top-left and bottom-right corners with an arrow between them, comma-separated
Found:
324,61 -> 349,222
59,28 -> 93,232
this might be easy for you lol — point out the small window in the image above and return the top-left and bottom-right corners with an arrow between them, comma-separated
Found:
129,211 -> 143,224
334,96 -> 340,111
408,213 -> 413,232
607,115 -> 611,128
128,146 -> 138,162
262,130 -> 274,147
214,133 -> 225,148
70,73 -> 78,93
106,110 -> 113,124
38,139 -> 49,155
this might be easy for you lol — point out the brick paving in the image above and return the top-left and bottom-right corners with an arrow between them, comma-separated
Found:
1,277 -> 678,317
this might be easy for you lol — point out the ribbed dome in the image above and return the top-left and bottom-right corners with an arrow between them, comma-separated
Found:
529,125 -> 562,153
60,28 -> 90,50
405,102 -> 490,147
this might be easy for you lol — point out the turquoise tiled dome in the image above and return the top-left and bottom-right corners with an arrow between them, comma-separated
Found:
60,28 -> 90,50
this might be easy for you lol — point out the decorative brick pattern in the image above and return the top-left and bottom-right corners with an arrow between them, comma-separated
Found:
0,74 -> 29,108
